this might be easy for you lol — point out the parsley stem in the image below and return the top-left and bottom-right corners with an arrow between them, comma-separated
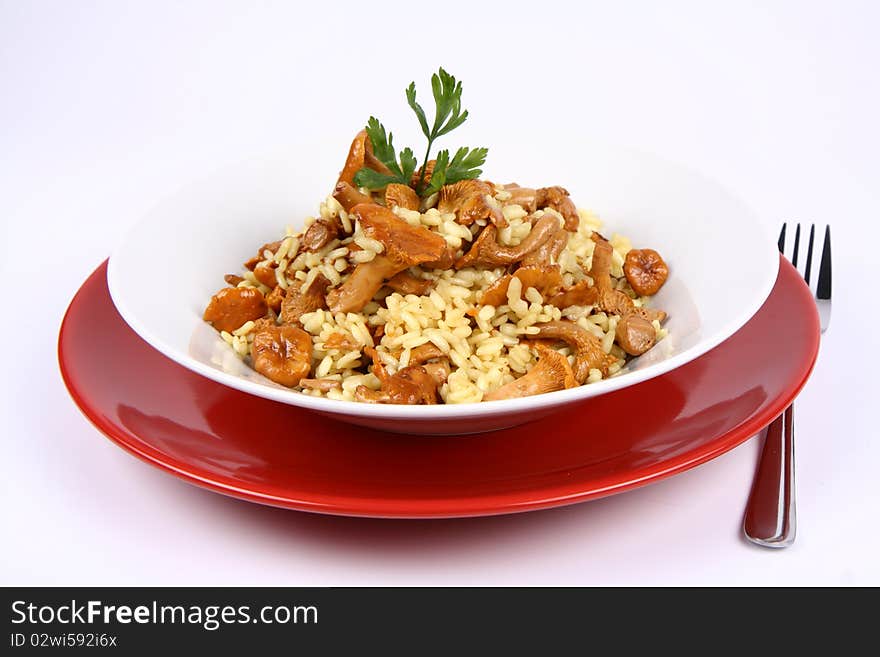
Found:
416,136 -> 435,195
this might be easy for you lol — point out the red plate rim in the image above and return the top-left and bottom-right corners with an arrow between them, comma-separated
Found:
58,258 -> 820,518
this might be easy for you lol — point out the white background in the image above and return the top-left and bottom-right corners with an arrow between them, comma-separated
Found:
2,0 -> 878,585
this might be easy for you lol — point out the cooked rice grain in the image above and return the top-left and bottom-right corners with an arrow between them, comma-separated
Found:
216,194 -> 666,402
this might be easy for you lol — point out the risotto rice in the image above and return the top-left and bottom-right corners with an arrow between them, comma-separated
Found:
203,185 -> 669,404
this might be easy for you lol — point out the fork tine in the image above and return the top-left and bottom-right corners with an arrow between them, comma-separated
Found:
777,223 -> 787,254
817,225 -> 832,300
803,224 -> 815,285
791,224 -> 801,267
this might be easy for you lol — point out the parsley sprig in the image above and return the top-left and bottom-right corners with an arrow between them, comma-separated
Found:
351,118 -> 418,191
352,68 -> 487,197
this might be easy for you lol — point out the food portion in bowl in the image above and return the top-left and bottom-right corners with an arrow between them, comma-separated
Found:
203,69 -> 669,404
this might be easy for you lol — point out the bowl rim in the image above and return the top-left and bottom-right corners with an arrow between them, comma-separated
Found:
107,143 -> 780,420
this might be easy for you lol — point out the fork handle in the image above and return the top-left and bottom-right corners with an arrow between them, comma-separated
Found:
743,406 -> 796,547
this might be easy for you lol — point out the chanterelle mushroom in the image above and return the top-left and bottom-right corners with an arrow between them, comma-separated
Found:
325,204 -> 446,313
483,345 -> 577,400
203,287 -> 268,333
385,270 -> 434,296
422,244 -> 458,270
253,261 -> 279,288
438,180 -> 506,227
280,273 -> 330,325
603,289 -> 666,324
547,279 -> 598,309
409,343 -> 445,366
301,217 -> 342,252
385,183 -> 420,211
536,186 -> 579,231
534,320 -> 616,382
325,255 -> 400,313
421,360 -> 451,386
244,240 -> 282,271
590,237 -> 614,289
502,184 -> 537,213
615,314 -> 657,356
338,129 -> 391,186
403,344 -> 450,385
355,348 -> 439,404
410,160 -> 436,187
333,181 -> 373,212
455,214 -> 560,268
355,365 -> 439,404
265,284 -> 285,312
480,264 -> 564,307
522,228 -> 569,267
252,325 -> 312,388
590,239 -> 666,323
299,378 -> 342,392
624,248 -> 669,296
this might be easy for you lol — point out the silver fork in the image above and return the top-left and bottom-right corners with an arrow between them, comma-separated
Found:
742,223 -> 832,548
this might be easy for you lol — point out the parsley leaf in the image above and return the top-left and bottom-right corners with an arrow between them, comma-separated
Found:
353,68 -> 488,197
422,149 -> 449,197
354,117 -> 415,189
363,117 -> 404,180
421,147 -> 487,197
447,146 -> 487,181
353,168 -> 405,190
406,83 -> 429,139
399,146 -> 417,185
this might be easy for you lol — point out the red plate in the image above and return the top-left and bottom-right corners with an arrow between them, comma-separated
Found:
59,259 -> 819,518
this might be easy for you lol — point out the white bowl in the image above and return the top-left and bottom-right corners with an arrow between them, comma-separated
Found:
107,137 -> 778,435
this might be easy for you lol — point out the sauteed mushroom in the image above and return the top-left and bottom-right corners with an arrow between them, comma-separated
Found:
203,287 -> 268,333
534,320 -> 616,381
624,248 -> 669,296
438,180 -> 506,227
338,129 -> 392,186
299,378 -> 343,392
384,183 -> 420,211
547,279 -> 597,309
480,264 -> 564,307
484,345 -> 576,400
243,240 -> 282,271
224,274 -> 244,286
502,184 -> 537,213
253,261 -> 279,288
385,270 -> 434,295
522,228 -> 569,266
536,186 -> 579,231
265,285 -> 285,313
615,314 -> 657,356
301,217 -> 342,252
280,273 -> 331,325
325,204 -> 446,312
409,343 -> 445,365
252,325 -> 312,387
355,348 -> 440,404
455,214 -> 560,268
333,181 -> 373,212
